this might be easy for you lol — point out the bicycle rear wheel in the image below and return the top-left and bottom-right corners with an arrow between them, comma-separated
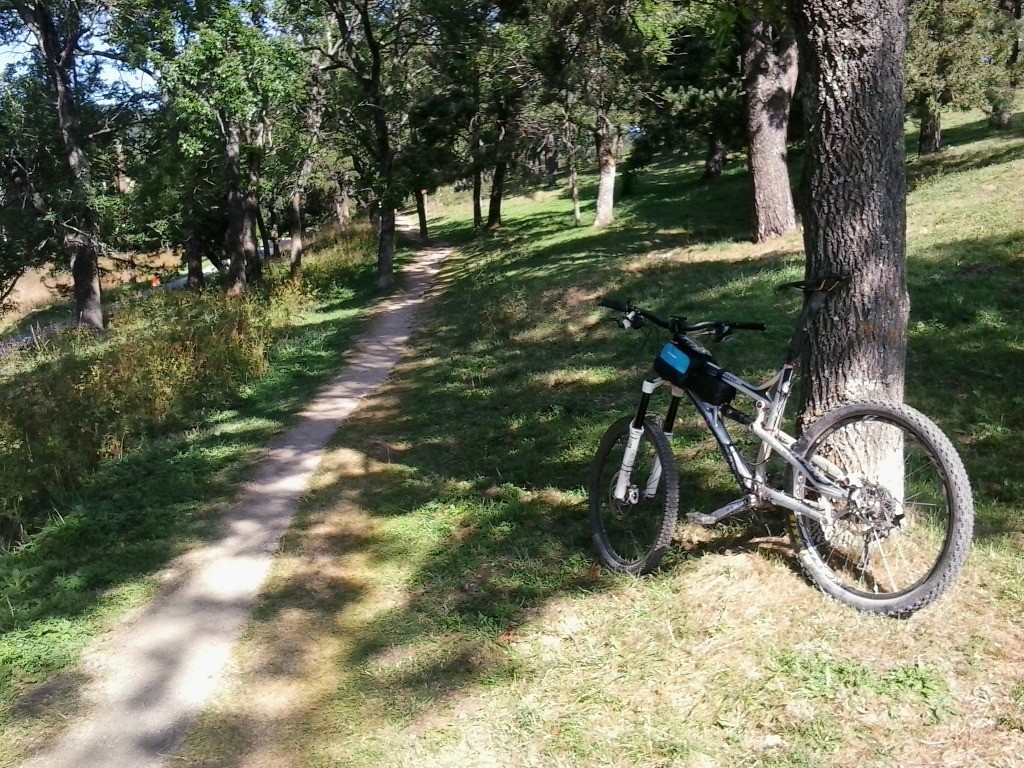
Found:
589,416 -> 679,575
788,401 -> 973,616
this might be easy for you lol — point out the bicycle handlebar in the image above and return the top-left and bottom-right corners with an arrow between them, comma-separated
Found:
597,297 -> 766,340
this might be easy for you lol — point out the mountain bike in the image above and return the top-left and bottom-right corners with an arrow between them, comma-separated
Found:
590,275 -> 973,617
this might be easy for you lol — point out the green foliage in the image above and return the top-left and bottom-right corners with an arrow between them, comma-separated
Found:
0,293 -> 270,543
0,227 -> 376,545
906,0 -> 1015,115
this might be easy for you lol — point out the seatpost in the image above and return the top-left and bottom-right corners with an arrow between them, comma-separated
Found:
784,290 -> 830,365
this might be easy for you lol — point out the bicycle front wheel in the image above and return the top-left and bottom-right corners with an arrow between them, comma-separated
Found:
788,401 -> 973,617
589,416 -> 679,575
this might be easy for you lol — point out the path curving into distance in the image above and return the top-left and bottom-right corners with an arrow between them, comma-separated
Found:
20,243 -> 451,768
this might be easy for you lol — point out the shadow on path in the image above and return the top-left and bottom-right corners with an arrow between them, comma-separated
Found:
19,243 -> 452,768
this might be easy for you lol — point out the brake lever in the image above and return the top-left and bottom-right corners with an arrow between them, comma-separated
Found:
711,323 -> 731,344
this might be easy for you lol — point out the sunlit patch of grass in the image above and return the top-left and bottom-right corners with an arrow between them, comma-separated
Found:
0,229 -> 391,766
173,112 -> 1024,767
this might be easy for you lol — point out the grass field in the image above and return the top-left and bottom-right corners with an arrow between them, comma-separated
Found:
176,113 -> 1024,768
7,111 -> 1024,767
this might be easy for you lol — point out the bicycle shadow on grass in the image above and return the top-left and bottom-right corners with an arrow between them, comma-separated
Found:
180,205 -> 1024,766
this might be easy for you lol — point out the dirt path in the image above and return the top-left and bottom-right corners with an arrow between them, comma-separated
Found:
20,242 -> 451,768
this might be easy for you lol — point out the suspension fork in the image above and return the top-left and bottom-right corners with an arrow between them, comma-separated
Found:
613,379 -> 664,502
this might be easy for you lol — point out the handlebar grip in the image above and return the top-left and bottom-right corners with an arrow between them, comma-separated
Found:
598,296 -> 630,312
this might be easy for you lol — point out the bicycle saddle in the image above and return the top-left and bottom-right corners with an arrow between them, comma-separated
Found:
776,273 -> 850,293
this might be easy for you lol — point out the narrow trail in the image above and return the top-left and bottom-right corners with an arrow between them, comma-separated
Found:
20,241 -> 452,768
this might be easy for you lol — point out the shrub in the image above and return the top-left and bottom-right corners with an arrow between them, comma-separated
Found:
0,227 -> 375,545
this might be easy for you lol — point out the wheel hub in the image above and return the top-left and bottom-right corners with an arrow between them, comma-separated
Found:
849,483 -> 903,538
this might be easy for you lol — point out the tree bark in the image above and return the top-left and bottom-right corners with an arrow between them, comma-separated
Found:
334,174 -> 351,230
917,99 -> 942,155
702,133 -> 726,180
289,188 -> 304,278
487,161 -> 507,229
17,1 -> 103,328
794,0 -> 910,425
742,17 -> 799,242
473,161 -> 484,230
185,234 -> 205,290
377,206 -> 396,289
225,117 -> 247,296
415,188 -> 428,241
593,109 -> 616,228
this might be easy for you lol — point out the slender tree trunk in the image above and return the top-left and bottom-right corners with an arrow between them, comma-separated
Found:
18,3 -> 103,328
794,0 -> 910,425
473,161 -> 484,230
378,206 -> 396,288
487,161 -> 507,229
569,158 -> 581,227
225,118 -> 247,296
255,203 -> 271,264
243,194 -> 262,283
415,188 -> 428,241
593,109 -> 616,228
703,133 -> 727,180
991,1 -> 1022,128
563,97 -> 582,226
289,188 -> 304,278
334,174 -> 351,230
742,17 -> 799,242
289,55 -> 326,278
185,234 -> 205,290
917,99 -> 942,155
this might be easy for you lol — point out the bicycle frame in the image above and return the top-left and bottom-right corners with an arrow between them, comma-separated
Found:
613,286 -> 855,527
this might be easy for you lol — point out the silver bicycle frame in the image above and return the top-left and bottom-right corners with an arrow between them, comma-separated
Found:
614,367 -> 853,526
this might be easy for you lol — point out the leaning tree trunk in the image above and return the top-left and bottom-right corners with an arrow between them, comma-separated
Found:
18,3 -> 103,327
742,17 -> 799,242
794,0 -> 910,427
487,160 -> 507,230
593,109 -> 616,228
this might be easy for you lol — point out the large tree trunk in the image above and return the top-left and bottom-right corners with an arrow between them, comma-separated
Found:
794,0 -> 910,425
487,161 -> 507,230
18,2 -> 103,328
742,17 -> 799,242
593,109 -> 616,228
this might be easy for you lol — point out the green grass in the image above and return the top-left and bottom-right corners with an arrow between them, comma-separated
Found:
0,227 -> 417,762
10,110 -> 1024,767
